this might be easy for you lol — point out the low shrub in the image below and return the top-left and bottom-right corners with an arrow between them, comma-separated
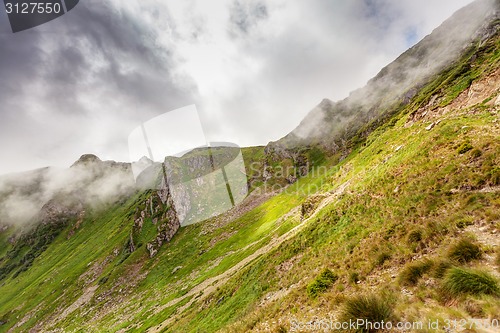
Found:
442,267 -> 499,297
339,293 -> 394,332
399,259 -> 433,286
307,268 -> 338,298
447,238 -> 482,264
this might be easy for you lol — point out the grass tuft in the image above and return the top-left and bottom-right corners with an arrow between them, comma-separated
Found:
375,251 -> 391,267
470,148 -> 482,159
398,259 -> 433,286
455,217 -> 474,229
489,167 -> 500,186
432,260 -> 453,279
349,272 -> 360,284
406,229 -> 423,244
339,293 -> 394,332
442,267 -> 499,297
447,238 -> 482,264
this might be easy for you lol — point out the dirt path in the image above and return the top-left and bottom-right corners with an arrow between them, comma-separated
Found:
56,285 -> 98,324
147,185 -> 346,333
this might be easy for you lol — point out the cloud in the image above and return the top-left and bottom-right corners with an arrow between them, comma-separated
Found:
0,0 -> 475,175
228,0 -> 268,36
167,0 -> 476,147
289,0 -> 498,142
0,0 -> 196,174
0,158 -> 135,226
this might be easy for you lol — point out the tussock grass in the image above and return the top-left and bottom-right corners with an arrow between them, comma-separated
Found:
406,228 -> 423,244
425,221 -> 450,242
470,148 -> 482,159
339,293 -> 395,332
447,238 -> 482,264
398,259 -> 434,286
455,217 -> 474,229
432,260 -> 453,279
375,251 -> 391,267
489,167 -> 500,186
442,267 -> 499,297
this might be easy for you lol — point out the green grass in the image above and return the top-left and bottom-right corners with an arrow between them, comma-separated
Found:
398,259 -> 434,286
432,260 -> 453,279
339,294 -> 395,332
447,238 -> 483,264
442,267 -> 499,297
145,26 -> 500,332
0,226 -> 15,259
457,141 -> 473,155
306,268 -> 338,298
406,228 -> 423,244
0,191 -> 150,332
0,19 -> 499,333
72,165 -> 324,332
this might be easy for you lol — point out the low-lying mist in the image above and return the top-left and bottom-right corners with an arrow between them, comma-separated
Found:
0,156 -> 135,227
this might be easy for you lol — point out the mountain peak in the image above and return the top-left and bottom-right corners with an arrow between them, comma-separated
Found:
70,154 -> 102,167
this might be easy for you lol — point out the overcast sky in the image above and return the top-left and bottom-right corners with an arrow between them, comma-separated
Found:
0,0 -> 474,175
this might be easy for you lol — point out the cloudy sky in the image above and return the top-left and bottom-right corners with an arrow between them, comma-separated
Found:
0,0 -> 474,174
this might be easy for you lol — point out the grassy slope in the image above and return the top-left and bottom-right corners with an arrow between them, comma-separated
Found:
0,155 -> 330,332
160,32 -> 500,333
0,24 -> 499,333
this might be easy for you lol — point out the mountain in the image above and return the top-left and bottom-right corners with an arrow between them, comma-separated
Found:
0,0 -> 499,332
278,0 -> 499,152
0,154 -> 134,225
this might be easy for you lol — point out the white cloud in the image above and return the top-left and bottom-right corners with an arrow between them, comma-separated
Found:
0,0 -> 475,174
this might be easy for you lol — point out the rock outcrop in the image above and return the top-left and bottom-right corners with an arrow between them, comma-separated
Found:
131,180 -> 181,258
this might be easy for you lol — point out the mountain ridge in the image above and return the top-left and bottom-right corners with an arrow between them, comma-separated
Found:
277,0 -> 499,151
0,0 -> 499,331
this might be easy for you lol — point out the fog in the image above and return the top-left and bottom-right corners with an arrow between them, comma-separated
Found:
0,0 -> 476,175
291,0 -> 498,142
0,158 -> 135,226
